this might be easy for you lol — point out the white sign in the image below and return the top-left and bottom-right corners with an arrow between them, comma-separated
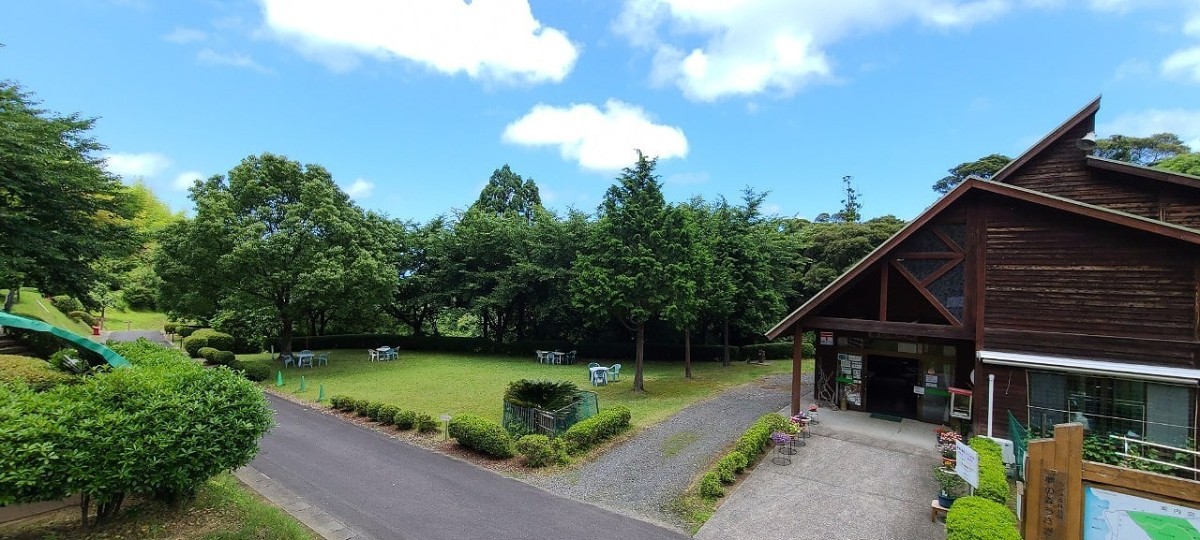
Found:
913,385 -> 925,395
955,440 -> 980,489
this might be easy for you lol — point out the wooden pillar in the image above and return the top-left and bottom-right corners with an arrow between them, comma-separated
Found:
791,325 -> 804,417
1021,423 -> 1084,540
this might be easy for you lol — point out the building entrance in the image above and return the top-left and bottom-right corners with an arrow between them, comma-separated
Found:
865,355 -> 919,419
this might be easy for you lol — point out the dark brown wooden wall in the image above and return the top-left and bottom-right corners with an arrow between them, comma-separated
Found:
1001,120 -> 1095,196
982,197 -> 1200,367
971,364 -> 1027,440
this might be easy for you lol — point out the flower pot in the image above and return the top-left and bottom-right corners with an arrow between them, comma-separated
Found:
937,493 -> 956,509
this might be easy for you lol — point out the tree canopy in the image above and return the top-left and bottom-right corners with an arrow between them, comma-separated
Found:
0,81 -> 138,309
1095,133 -> 1190,166
1156,153 -> 1200,176
932,154 -> 1012,194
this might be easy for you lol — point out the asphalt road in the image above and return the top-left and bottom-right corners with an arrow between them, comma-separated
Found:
107,330 -> 171,345
251,394 -> 689,540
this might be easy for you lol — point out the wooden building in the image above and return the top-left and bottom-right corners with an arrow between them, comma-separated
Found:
767,98 -> 1200,447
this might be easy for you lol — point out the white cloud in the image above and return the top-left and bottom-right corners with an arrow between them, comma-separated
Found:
1101,109 -> 1200,150
761,202 -> 783,216
103,152 -> 172,178
173,171 -> 204,191
163,27 -> 207,44
502,100 -> 688,171
1162,46 -> 1200,83
616,0 -> 1010,101
258,0 -> 578,84
342,178 -> 375,199
197,48 -> 272,73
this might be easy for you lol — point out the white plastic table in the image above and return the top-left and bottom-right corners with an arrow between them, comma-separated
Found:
589,366 -> 609,385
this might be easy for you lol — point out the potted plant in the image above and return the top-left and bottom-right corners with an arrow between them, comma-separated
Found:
933,466 -> 968,508
935,427 -> 961,467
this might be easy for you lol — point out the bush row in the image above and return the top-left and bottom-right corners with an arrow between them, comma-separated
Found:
1,340 -> 272,525
328,395 -> 439,433
560,406 -> 632,454
515,435 -> 568,468
183,329 -> 235,358
969,437 -> 1009,506
67,310 -> 98,327
231,358 -> 271,382
280,334 -> 744,362
699,414 -> 794,499
448,414 -> 515,458
945,496 -> 1020,540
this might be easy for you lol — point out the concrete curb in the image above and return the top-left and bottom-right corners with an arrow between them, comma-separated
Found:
235,465 -> 371,540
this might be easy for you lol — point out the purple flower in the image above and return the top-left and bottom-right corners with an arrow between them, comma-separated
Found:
771,431 -> 793,445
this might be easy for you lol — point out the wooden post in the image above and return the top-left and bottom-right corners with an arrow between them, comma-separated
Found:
791,325 -> 804,417
1021,423 -> 1084,540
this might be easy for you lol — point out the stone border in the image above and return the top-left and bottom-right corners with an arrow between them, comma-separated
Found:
234,465 -> 370,540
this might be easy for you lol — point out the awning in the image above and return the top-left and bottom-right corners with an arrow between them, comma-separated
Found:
978,350 -> 1200,386
0,311 -> 130,368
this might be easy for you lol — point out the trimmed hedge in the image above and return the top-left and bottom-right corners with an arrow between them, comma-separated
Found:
182,329 -> 235,358
49,295 -> 84,314
378,405 -> 400,426
560,406 -> 632,454
232,358 -> 271,382
415,413 -> 439,433
329,395 -> 352,411
0,354 -> 76,391
164,322 -> 178,334
695,413 -> 793,500
945,496 -> 1020,540
699,472 -> 724,498
67,310 -> 97,327
365,402 -> 383,421
197,347 -> 219,362
209,350 -> 236,367
394,409 -> 417,429
969,437 -> 1009,505
449,414 -> 514,458
515,434 -> 568,467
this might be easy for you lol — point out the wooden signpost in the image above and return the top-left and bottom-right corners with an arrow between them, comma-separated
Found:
1022,423 -> 1200,540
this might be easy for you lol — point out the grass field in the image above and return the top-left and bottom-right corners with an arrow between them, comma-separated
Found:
0,473 -> 316,540
1,288 -> 92,336
102,306 -> 169,331
242,349 -> 805,428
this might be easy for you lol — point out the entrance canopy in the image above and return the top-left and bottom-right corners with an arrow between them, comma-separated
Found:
0,311 -> 130,368
979,350 -> 1200,386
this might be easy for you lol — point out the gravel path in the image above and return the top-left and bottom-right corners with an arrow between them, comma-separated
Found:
526,371 -> 809,531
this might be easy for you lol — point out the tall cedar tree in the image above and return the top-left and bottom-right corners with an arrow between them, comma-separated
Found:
572,152 -> 687,392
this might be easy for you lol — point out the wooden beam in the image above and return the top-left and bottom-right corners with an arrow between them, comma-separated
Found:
1087,155 -> 1200,191
919,259 -> 961,287
893,252 -> 961,259
932,227 -> 964,253
1081,462 -> 1200,505
804,316 -> 973,340
1055,424 -> 1084,540
879,263 -> 888,321
1023,438 -> 1051,540
791,325 -> 804,417
892,261 -> 962,326
968,201 -> 986,345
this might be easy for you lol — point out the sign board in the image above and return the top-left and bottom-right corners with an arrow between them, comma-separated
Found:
819,331 -> 834,346
913,385 -> 925,395
955,440 -> 980,489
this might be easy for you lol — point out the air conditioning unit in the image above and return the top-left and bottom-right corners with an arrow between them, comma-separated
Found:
984,436 -> 1016,465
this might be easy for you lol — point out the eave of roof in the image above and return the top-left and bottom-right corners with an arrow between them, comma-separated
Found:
990,96 -> 1100,184
764,178 -> 1200,339
1086,155 -> 1200,191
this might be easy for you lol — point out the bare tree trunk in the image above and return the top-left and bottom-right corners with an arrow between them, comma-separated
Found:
633,323 -> 645,392
280,314 -> 294,356
684,326 -> 693,379
722,319 -> 731,367
3,289 -> 15,313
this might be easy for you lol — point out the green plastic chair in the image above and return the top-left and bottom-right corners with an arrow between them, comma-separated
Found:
608,363 -> 621,381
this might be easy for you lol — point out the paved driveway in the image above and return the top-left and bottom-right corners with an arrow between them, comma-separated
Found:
696,417 -> 946,540
251,394 -> 688,540
107,330 -> 171,346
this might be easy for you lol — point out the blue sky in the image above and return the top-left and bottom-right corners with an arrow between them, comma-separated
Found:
4,0 -> 1200,222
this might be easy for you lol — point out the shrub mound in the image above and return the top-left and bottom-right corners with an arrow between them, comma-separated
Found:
945,496 -> 1020,540
449,414 -> 514,458
0,354 -> 76,390
969,437 -> 1009,505
197,347 -> 219,362
560,406 -> 631,454
182,329 -> 235,358
232,358 -> 271,382
515,434 -> 568,468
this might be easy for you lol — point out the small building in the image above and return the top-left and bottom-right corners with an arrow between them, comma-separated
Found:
767,98 -> 1199,448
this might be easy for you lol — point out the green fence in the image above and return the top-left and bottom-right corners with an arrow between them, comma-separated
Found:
1008,411 -> 1028,481
503,391 -> 598,438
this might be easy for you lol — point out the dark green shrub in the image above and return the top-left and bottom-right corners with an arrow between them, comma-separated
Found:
67,310 -> 97,327
699,472 -> 724,498
394,409 -> 417,429
0,340 -> 272,525
364,402 -> 383,420
733,414 -> 791,464
197,347 -> 219,361
415,413 -> 439,433
448,414 -> 514,458
715,452 -> 748,483
329,395 -> 351,410
945,496 -> 1020,540
48,348 -> 87,374
191,329 -> 234,353
378,405 -> 400,426
209,350 -> 236,367
738,343 -> 794,362
515,434 -> 567,467
560,405 -> 632,454
164,322 -> 178,334
182,335 -> 209,358
969,437 -> 1009,505
178,326 -> 197,338
504,379 -> 581,410
0,354 -> 76,390
50,295 -> 84,314
231,358 -> 270,382
353,399 -> 372,416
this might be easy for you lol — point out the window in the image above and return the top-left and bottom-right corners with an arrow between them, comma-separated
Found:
1027,371 -> 1194,447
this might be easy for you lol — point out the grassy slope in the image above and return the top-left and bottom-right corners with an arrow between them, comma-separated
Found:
1,287 -> 92,336
102,307 -> 168,331
243,349 -> 806,428
1,473 -> 316,540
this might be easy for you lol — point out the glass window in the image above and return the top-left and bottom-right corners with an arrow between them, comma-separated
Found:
1027,371 -> 1194,446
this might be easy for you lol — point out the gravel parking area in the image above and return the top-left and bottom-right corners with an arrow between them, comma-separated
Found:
525,371 -> 800,531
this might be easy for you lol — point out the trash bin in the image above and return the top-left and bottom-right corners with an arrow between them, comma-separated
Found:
91,325 -> 100,336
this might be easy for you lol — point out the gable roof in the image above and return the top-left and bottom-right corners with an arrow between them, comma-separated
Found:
990,96 -> 1100,184
764,177 -> 1200,339
1086,155 -> 1200,191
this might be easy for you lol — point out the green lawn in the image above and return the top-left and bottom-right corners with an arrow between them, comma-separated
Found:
1,287 -> 92,336
243,349 -> 804,428
0,473 -> 316,540
102,306 -> 169,331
